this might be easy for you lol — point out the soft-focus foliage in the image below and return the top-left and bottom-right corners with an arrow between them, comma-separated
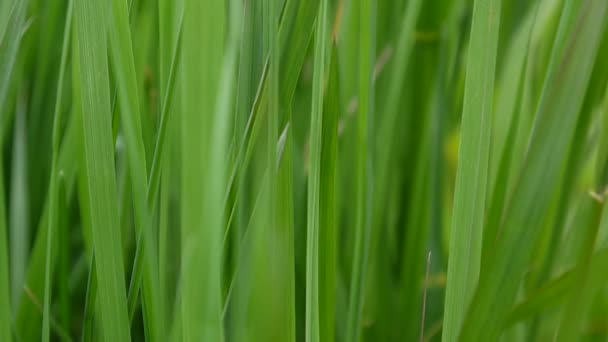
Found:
1,0 -> 607,341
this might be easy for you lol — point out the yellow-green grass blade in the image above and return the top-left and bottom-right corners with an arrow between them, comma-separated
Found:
460,0 -> 608,339
306,0 -> 329,340
345,0 -> 375,340
180,0 -> 225,340
74,0 -> 131,339
442,0 -> 501,340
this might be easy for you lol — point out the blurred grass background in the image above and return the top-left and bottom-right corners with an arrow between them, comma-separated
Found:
1,0 -> 608,341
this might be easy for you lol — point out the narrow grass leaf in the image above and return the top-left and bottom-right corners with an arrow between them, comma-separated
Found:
306,0 -> 329,340
460,0 -> 608,339
180,0 -> 224,339
345,0 -> 375,340
442,0 -> 501,340
74,0 -> 131,338
0,151 -> 10,342
42,1 -> 73,340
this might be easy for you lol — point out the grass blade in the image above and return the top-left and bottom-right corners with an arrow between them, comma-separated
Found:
42,0 -> 73,340
180,0 -> 225,339
319,45 -> 340,342
0,0 -> 26,115
460,0 -> 608,339
74,0 -> 131,339
306,0 -> 329,340
442,0 -> 501,339
345,0 -> 375,340
0,151 -> 10,342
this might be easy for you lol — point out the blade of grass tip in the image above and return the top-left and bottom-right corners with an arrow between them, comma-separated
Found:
460,0 -> 608,340
441,0 -> 501,340
345,0 -> 375,340
106,0 -> 163,337
180,0 -> 225,339
306,0 -> 329,340
0,153 -> 10,342
319,44 -> 340,342
43,1 -> 73,339
74,0 -> 131,339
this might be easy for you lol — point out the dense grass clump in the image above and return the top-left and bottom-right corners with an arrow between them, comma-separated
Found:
1,0 -> 608,341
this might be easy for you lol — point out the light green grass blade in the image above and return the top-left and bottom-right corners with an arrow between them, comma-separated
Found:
460,0 -> 608,339
345,0 -> 375,340
10,88 -> 29,312
319,44 -> 339,342
106,0 -> 163,337
74,0 -> 131,339
42,0 -> 73,340
442,0 -> 501,340
180,0 -> 225,339
306,0 -> 329,340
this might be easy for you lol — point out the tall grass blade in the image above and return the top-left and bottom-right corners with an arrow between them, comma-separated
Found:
345,0 -> 375,340
74,0 -> 131,339
180,0 -> 224,339
442,0 -> 501,339
306,0 -> 329,340
460,0 -> 608,339
42,0 -> 73,339
0,151 -> 10,342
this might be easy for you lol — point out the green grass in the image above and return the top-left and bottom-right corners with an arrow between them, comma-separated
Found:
442,0 -> 500,340
2,0 -> 608,341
